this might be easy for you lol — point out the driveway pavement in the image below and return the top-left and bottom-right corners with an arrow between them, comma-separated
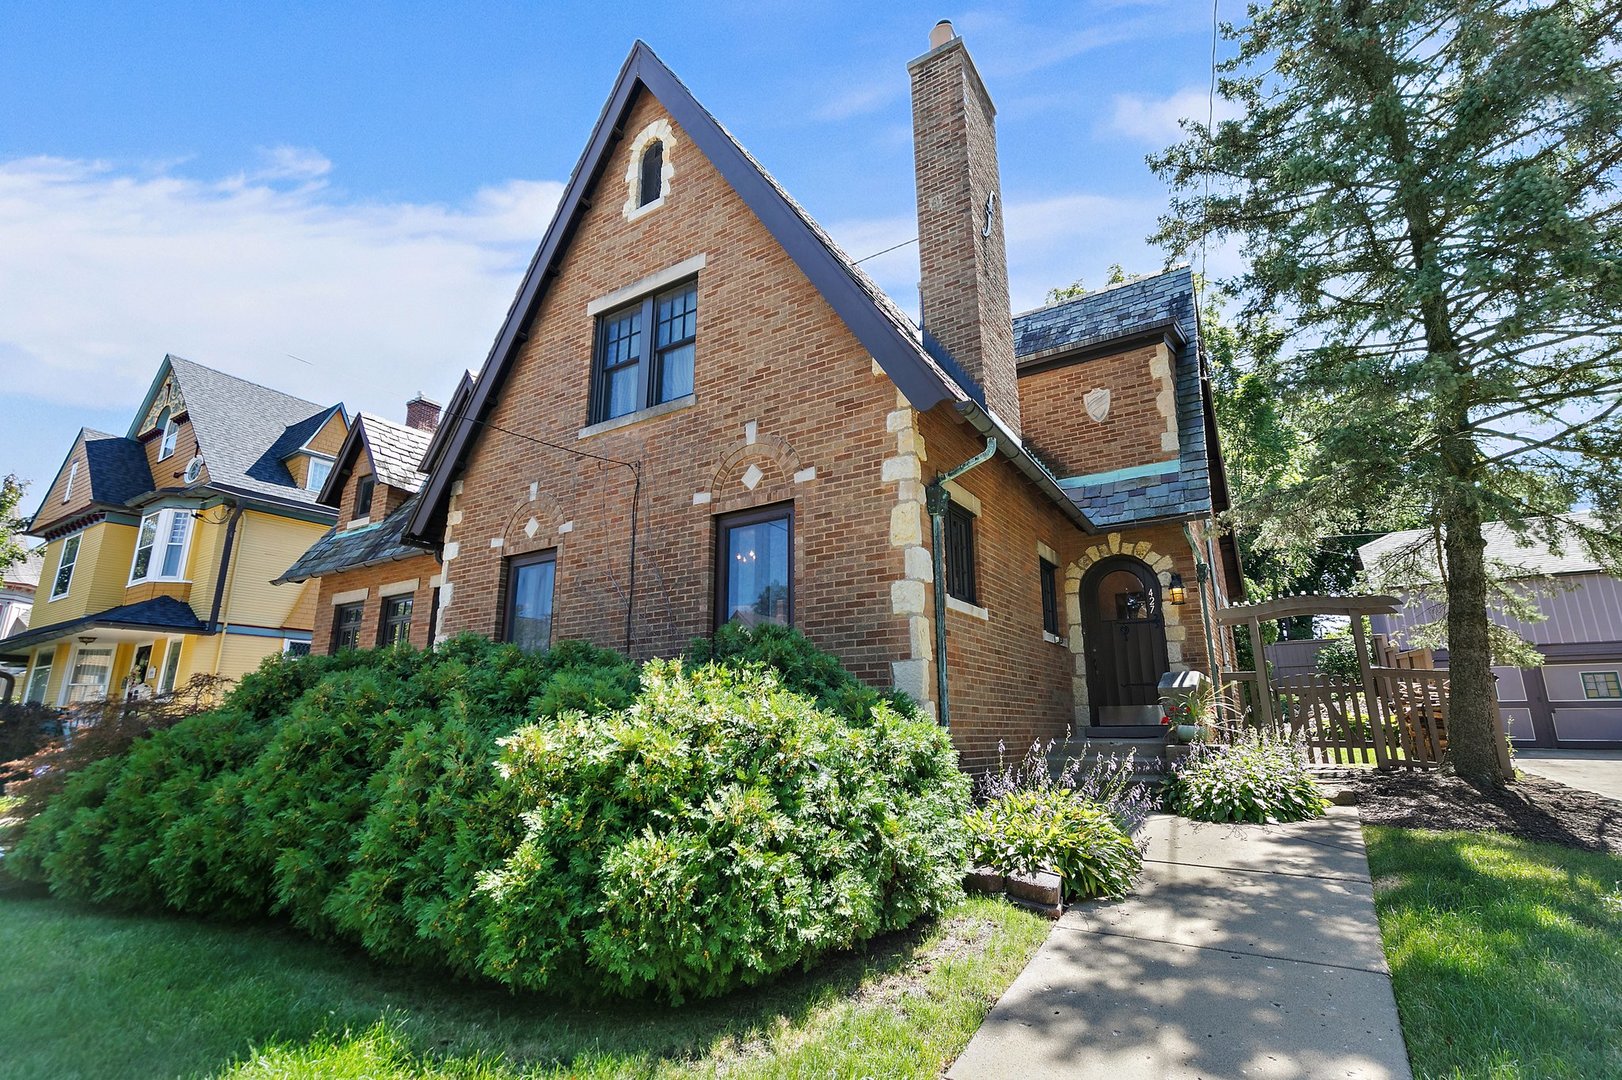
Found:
1515,750 -> 1622,802
949,808 -> 1411,1080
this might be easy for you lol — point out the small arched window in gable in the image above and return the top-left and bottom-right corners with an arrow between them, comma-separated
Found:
639,140 -> 665,207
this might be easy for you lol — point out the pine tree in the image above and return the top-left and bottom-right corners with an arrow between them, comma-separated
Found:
1151,0 -> 1622,785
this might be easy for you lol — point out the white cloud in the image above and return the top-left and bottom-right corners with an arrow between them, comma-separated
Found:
1106,86 -> 1241,147
0,154 -> 563,422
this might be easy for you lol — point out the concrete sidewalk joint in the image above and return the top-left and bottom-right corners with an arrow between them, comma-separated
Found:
949,809 -> 1413,1080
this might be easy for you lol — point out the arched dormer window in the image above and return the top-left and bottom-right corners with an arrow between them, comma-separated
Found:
158,410 -> 179,460
638,140 -> 664,207
622,119 -> 675,221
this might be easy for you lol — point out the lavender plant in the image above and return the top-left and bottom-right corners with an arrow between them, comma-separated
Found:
974,737 -> 1158,846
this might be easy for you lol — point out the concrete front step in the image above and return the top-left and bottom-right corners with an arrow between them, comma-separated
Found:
1046,735 -> 1171,785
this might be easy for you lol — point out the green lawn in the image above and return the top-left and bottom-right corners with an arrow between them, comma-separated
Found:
1365,827 -> 1622,1080
0,888 -> 1048,1080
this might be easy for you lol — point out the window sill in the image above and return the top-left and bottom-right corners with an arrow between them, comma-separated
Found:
947,595 -> 989,621
128,577 -> 191,588
1043,631 -> 1064,645
578,394 -> 696,439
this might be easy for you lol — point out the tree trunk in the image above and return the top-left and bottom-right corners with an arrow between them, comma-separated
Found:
1442,499 -> 1509,786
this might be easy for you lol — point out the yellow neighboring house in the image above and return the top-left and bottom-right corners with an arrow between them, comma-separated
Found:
0,355 -> 346,705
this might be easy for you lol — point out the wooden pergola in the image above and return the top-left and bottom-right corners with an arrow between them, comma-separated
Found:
1211,593 -> 1508,772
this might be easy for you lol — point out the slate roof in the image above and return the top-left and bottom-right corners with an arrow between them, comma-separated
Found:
1013,267 -> 1217,528
355,413 -> 432,493
276,494 -> 428,584
80,428 -> 155,507
164,355 -> 340,509
0,595 -> 206,655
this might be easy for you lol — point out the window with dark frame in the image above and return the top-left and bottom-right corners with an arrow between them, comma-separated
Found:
504,550 -> 557,652
354,475 -> 375,518
591,280 -> 697,423
944,503 -> 978,605
1040,558 -> 1060,636
378,595 -> 414,647
1581,670 -> 1622,700
715,504 -> 793,629
331,603 -> 363,652
638,139 -> 664,206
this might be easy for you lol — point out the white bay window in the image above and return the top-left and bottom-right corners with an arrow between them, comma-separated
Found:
130,508 -> 194,583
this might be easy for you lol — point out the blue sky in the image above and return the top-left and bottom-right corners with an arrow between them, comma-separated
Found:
0,1 -> 1232,524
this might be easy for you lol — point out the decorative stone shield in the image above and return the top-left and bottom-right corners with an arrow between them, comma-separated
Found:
1084,387 -> 1111,422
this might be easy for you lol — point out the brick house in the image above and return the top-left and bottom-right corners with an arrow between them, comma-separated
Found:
275,391 -> 459,652
1,355 -> 346,705
362,25 -> 1238,770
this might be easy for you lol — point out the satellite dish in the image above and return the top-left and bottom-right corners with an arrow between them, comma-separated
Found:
183,456 -> 204,484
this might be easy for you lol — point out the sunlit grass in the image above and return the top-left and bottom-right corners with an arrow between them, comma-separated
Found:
1365,827 -> 1622,1080
0,890 -> 1049,1079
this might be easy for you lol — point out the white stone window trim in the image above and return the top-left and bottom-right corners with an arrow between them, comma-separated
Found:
946,594 -> 990,621
379,578 -> 419,599
622,118 -> 677,223
330,587 -> 370,606
587,254 -> 706,317
577,393 -> 696,440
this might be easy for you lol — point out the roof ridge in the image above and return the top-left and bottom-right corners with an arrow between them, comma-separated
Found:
1013,264 -> 1193,321
166,353 -> 329,416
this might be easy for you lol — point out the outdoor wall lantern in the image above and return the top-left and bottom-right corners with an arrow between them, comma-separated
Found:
1167,573 -> 1187,606
77,635 -> 97,645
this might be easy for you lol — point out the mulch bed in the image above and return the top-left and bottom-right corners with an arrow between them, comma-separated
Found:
1350,771 -> 1622,855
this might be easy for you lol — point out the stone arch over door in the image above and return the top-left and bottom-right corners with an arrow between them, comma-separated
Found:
1080,556 -> 1171,726
1066,534 -> 1188,729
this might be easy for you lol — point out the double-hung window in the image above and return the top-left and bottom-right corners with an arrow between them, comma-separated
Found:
1040,558 -> 1060,636
378,595 -> 414,647
25,659 -> 52,704
331,603 -> 363,652
944,503 -> 978,605
590,280 -> 698,423
716,505 -> 793,629
307,457 -> 332,493
159,412 -> 180,460
504,551 -> 557,652
51,535 -> 81,599
130,508 -> 192,583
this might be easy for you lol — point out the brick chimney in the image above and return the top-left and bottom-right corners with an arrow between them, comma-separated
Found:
405,392 -> 441,431
909,20 -> 1020,433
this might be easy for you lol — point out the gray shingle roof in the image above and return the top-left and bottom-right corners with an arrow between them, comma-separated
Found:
166,355 -> 340,508
355,413 -> 432,493
0,595 -> 206,654
1013,267 -> 1215,528
80,428 -> 154,506
276,494 -> 428,584
3,548 -> 45,589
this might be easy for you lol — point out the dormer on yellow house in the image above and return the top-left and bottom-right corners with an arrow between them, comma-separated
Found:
0,355 -> 346,706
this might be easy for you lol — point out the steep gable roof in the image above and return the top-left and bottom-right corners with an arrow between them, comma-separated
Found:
3,548 -> 45,590
317,412 -> 432,507
79,428 -> 154,507
146,355 -> 344,509
1013,267 -> 1222,528
406,42 -> 1095,545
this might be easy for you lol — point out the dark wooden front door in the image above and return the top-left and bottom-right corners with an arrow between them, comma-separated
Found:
1082,556 -> 1171,725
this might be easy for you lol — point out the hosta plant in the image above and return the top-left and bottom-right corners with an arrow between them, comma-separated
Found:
964,787 -> 1142,901
1166,734 -> 1327,824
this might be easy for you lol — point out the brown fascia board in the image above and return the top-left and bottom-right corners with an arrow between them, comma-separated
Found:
1016,320 -> 1187,378
316,419 -> 370,508
404,41 -> 968,547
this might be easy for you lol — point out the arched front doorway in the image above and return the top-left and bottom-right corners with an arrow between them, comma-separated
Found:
1081,556 -> 1171,727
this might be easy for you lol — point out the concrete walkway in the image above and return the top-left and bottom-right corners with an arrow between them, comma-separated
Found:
1515,749 -> 1622,802
950,808 -> 1411,1080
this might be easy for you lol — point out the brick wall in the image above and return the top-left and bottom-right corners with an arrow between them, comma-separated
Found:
1018,343 -> 1178,480
909,35 -> 1020,434
436,90 -> 909,689
310,553 -> 441,653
